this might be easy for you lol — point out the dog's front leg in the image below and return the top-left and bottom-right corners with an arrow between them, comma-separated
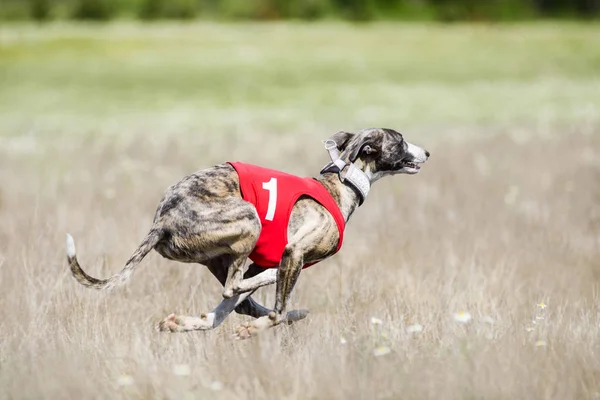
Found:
233,268 -> 278,294
205,260 -> 273,318
234,264 -> 275,318
234,245 -> 304,339
272,245 -> 304,322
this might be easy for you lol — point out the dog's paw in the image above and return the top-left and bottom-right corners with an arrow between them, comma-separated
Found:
157,313 -> 183,332
158,313 -> 210,332
232,311 -> 309,340
233,323 -> 254,340
233,315 -> 273,340
157,313 -> 216,332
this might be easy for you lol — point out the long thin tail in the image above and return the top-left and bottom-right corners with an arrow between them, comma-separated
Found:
66,229 -> 162,290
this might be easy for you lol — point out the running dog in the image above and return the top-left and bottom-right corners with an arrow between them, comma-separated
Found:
66,128 -> 430,339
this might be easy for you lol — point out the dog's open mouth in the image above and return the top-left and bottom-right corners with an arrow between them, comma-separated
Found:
403,162 -> 420,170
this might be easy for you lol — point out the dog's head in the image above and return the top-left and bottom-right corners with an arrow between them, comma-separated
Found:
326,128 -> 430,182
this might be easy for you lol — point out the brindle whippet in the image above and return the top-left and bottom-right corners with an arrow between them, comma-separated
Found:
66,128 -> 429,339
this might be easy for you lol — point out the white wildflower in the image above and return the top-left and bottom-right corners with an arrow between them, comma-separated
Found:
406,324 -> 423,333
373,346 -> 391,357
370,317 -> 383,326
453,311 -> 472,323
172,364 -> 191,376
116,375 -> 134,387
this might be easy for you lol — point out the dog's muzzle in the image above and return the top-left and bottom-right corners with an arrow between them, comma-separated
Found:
400,143 -> 429,174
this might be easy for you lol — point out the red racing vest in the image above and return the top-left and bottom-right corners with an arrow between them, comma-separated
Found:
228,162 -> 345,269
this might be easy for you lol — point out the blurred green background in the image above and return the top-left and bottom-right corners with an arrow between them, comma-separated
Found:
1,0 -> 599,22
1,1 -> 599,154
1,22 -> 599,145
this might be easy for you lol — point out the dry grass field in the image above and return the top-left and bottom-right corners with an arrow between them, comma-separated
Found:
1,22 -> 600,400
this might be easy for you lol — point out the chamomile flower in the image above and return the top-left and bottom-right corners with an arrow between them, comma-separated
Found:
373,345 -> 391,357
116,375 -> 134,387
453,311 -> 472,323
172,364 -> 191,376
406,324 -> 423,334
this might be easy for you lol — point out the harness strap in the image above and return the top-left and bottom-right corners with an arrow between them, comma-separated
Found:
320,139 -> 371,205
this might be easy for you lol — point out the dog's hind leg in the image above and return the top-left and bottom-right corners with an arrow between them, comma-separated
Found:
157,259 -> 308,333
157,294 -> 250,332
157,290 -> 255,332
222,256 -> 246,299
157,289 -> 307,333
157,257 -> 267,332
156,255 -> 249,333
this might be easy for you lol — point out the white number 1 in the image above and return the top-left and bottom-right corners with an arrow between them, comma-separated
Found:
262,177 -> 278,221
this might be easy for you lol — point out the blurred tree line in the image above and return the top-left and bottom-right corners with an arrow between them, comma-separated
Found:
1,0 -> 599,21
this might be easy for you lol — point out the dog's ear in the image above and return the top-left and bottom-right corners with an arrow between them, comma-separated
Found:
349,140 -> 377,162
328,131 -> 355,152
